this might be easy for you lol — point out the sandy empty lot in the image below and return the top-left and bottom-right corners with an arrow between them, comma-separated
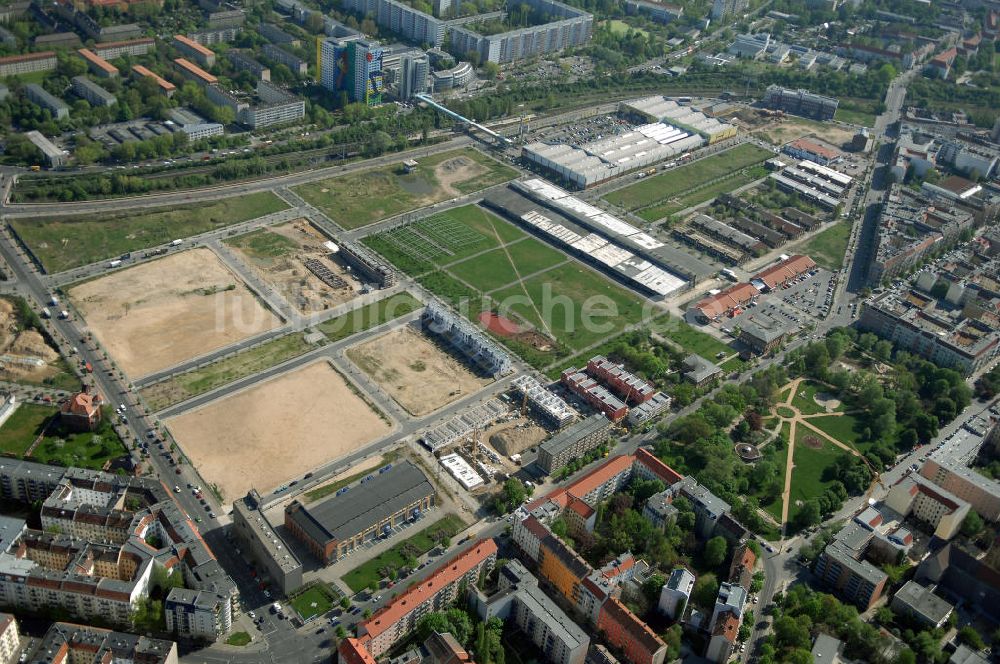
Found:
69,248 -> 281,377
347,326 -> 491,417
166,360 -> 392,501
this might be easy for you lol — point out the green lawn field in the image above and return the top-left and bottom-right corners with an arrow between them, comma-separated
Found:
292,150 -> 517,229
791,380 -> 844,416
605,144 -> 773,211
787,428 -> 844,523
0,404 -> 126,470
806,412 -> 866,452
364,205 -> 526,276
12,193 -> 288,273
491,263 -> 647,351
655,319 -> 733,361
800,221 -> 851,271
447,238 -> 567,292
317,292 -> 423,341
636,166 -> 769,223
223,227 -> 299,259
289,583 -> 338,621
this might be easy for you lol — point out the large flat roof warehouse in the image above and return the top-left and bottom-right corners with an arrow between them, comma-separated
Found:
286,462 -> 434,545
621,97 -> 738,143
522,123 -> 704,188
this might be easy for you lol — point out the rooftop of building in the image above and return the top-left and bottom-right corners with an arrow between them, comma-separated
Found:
361,539 -> 498,641
892,580 -> 954,624
286,461 -> 433,545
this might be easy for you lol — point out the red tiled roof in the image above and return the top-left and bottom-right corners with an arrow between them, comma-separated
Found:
77,49 -> 118,75
635,448 -> 683,485
694,282 -> 758,319
339,638 -> 377,664
600,597 -> 666,653
0,51 -> 56,64
566,496 -> 594,519
173,57 -> 217,83
360,539 -> 497,641
563,455 -> 633,502
752,255 -> 816,290
132,65 -> 176,91
788,138 -> 841,161
61,391 -> 101,419
173,34 -> 214,57
713,611 -> 740,639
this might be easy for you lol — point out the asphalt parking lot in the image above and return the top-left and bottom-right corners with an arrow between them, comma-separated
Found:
717,268 -> 836,336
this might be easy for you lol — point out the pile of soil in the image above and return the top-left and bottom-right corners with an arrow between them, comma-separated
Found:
490,423 -> 548,456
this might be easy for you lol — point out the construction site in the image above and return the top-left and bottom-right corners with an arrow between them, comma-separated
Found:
224,221 -> 366,314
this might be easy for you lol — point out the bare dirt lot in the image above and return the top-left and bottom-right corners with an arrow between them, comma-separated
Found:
68,248 -> 281,378
347,326 -> 491,417
0,299 -> 64,385
488,417 -> 549,457
224,221 -> 361,315
165,360 -> 392,501
753,117 -> 856,148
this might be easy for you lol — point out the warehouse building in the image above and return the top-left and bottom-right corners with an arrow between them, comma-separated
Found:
621,96 -> 738,144
284,461 -> 435,564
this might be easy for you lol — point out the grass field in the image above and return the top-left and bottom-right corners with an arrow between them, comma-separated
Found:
787,428 -> 843,523
605,19 -> 648,36
447,239 -> 567,292
791,380 -> 843,416
834,107 -> 876,127
140,333 -> 316,412
762,421 -> 791,520
0,404 -> 125,470
292,150 -> 517,229
0,404 -> 52,457
806,412 -> 866,452
364,206 -> 529,276
342,513 -> 466,592
657,319 -> 733,361
490,263 -> 648,351
226,632 -> 252,646
11,193 -> 288,273
800,221 -> 851,271
317,292 -> 422,341
605,144 -> 773,212
636,166 -> 769,223
289,583 -> 338,621
223,227 -> 299,258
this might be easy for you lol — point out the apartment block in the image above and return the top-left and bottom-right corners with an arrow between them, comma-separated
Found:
537,415 -> 612,474
596,598 -> 666,664
357,540 -> 497,658
886,473 -> 970,540
814,543 -> 887,609
93,38 -> 154,59
0,51 -> 56,77
25,83 -> 68,120
472,559 -> 589,664
71,76 -> 117,107
763,84 -> 838,120
173,34 -> 216,67
77,48 -> 118,77
232,490 -> 302,594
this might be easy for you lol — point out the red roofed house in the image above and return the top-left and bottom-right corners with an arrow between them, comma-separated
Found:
751,255 -> 816,292
596,597 -> 667,664
960,33 -> 982,55
705,612 -> 740,663
358,539 -> 497,658
783,138 -> 842,166
60,386 -> 103,432
926,47 -> 958,78
728,543 -> 757,591
339,638 -> 377,664
690,282 -> 759,322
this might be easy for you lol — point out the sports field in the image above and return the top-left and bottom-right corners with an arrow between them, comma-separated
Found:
604,144 -> 773,212
11,193 -> 288,273
365,205 -> 650,368
292,149 -> 517,229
